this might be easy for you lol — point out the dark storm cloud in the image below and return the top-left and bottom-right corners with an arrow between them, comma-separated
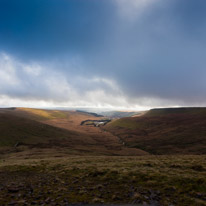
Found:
0,0 -> 206,108
0,0 -> 115,59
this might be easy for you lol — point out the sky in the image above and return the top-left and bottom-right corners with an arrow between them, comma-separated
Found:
0,0 -> 206,110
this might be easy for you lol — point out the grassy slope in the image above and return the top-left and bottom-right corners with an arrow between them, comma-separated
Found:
105,107 -> 206,155
0,108 -> 103,155
0,111 -> 78,148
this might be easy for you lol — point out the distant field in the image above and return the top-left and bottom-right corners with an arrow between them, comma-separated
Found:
105,107 -> 206,155
0,155 -> 205,205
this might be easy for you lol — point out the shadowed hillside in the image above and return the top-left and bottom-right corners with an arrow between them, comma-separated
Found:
105,107 -> 206,155
0,111 -> 86,152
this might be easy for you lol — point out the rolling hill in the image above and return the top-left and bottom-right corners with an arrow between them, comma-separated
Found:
105,107 -> 206,155
0,108 -> 146,156
0,110 -> 88,153
1,107 -> 206,156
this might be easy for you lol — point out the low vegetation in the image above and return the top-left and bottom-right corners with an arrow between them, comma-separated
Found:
0,155 -> 206,205
0,112 -> 79,148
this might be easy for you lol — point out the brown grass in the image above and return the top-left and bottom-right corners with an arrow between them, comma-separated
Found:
0,155 -> 205,205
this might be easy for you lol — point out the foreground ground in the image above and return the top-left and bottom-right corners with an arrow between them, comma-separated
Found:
0,155 -> 206,206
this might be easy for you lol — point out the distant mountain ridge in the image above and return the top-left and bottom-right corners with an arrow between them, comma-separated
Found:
98,111 -> 145,118
75,110 -> 103,117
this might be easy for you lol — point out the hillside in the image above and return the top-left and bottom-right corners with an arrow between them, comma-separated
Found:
2,107 -> 206,156
0,111 -> 88,154
0,108 -> 146,156
105,107 -> 206,155
0,107 -> 70,121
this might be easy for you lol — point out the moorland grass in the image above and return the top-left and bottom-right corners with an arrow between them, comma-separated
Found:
0,155 -> 205,205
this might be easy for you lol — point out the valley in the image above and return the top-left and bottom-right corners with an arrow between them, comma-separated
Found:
0,108 -> 147,158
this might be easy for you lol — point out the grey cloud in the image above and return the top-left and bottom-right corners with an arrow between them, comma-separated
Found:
0,53 -> 129,108
1,0 -> 206,108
